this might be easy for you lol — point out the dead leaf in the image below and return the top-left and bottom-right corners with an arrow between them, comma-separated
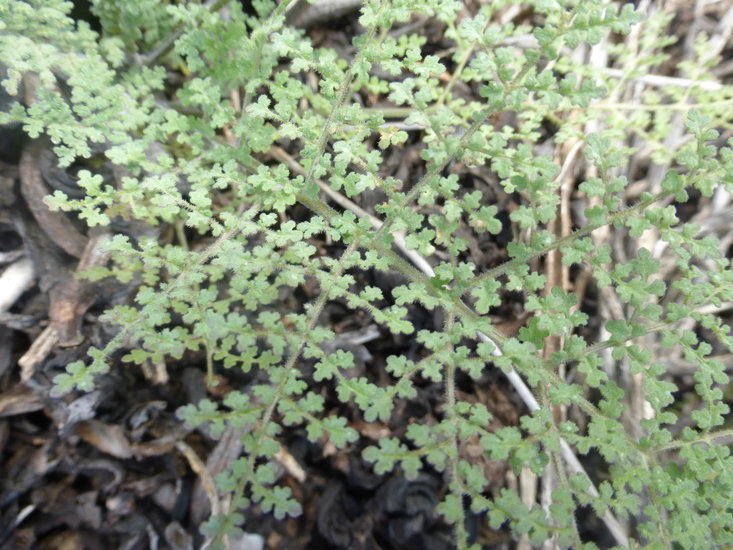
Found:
75,420 -> 133,459
49,233 -> 111,347
0,384 -> 44,417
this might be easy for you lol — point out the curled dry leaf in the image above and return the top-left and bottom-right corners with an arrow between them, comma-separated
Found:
75,419 -> 184,460
75,420 -> 134,460
18,140 -> 87,259
0,384 -> 44,418
50,232 -> 112,348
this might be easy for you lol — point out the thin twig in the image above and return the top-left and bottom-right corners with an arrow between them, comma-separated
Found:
603,68 -> 723,91
176,440 -> 221,515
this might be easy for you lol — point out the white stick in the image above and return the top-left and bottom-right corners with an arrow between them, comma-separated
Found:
0,257 -> 35,313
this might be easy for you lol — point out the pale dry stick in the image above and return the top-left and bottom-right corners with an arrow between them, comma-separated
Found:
140,359 -> 170,385
176,439 -> 226,549
546,137 -> 584,309
19,326 -> 58,382
188,425 -> 250,526
604,68 -> 724,91
682,0 -> 706,66
712,184 -> 732,215
270,146 -> 631,548
694,301 -> 733,317
629,213 -> 657,423
584,34 -> 630,392
176,440 -> 221,517
575,38 -> 619,384
518,466 -> 538,550
274,447 -> 306,483
624,1 -> 666,439
538,135 -> 583,550
10,505 -> 35,534
0,257 -> 34,313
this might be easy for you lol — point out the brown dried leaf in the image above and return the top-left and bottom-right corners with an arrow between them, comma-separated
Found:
50,233 -> 111,347
19,140 -> 87,258
75,420 -> 133,459
0,384 -> 44,417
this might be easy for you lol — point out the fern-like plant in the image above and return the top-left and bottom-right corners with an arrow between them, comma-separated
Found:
3,0 -> 733,548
